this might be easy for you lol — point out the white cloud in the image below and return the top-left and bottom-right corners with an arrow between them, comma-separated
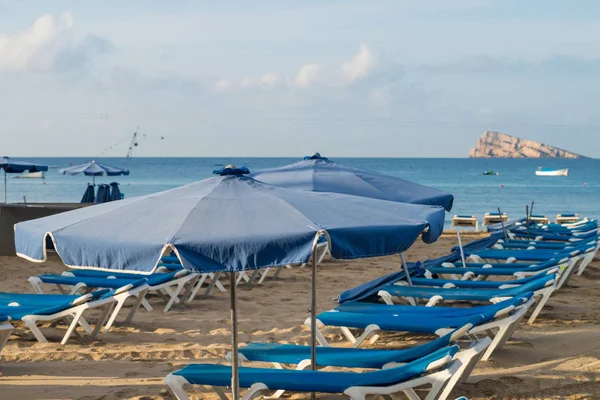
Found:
293,64 -> 319,88
260,72 -> 279,87
0,12 -> 113,73
214,79 -> 233,92
341,44 -> 374,82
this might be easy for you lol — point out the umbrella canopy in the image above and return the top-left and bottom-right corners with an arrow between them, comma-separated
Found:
250,153 -> 454,211
0,157 -> 48,174
15,166 -> 445,274
59,160 -> 129,177
0,157 -> 48,203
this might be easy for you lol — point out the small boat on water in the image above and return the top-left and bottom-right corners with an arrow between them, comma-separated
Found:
483,171 -> 499,176
13,171 -> 45,179
535,167 -> 569,177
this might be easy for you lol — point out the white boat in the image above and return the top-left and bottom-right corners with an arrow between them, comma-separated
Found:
13,171 -> 45,179
535,167 -> 569,176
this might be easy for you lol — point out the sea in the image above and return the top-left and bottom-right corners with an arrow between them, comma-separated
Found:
5,157 -> 599,228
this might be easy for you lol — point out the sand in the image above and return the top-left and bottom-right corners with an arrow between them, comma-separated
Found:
0,234 -> 599,399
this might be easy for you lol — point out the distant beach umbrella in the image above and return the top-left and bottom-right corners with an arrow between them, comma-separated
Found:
59,160 -> 129,185
15,165 -> 445,399
0,156 -> 48,203
250,153 -> 454,211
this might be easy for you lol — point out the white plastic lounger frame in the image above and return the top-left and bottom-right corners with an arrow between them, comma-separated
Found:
451,216 -> 479,232
30,270 -> 193,314
165,352 -> 463,400
0,322 -> 13,352
380,276 -> 556,324
555,214 -> 580,224
14,283 -> 149,344
467,253 -> 579,289
226,336 -> 492,400
308,297 -> 534,361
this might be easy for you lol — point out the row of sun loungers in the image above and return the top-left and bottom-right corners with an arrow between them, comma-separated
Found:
451,212 -> 582,231
0,216 -> 596,399
164,217 -> 599,399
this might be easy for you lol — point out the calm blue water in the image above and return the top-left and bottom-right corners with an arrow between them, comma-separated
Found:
4,157 -> 599,227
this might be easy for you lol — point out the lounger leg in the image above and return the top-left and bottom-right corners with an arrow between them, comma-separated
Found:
438,337 -> 492,400
141,298 -> 154,312
185,274 -> 207,302
304,318 -> 330,346
242,383 -> 270,400
163,284 -> 185,313
257,268 -> 270,285
93,303 -> 116,337
245,270 -> 260,288
21,317 -> 49,343
339,324 -> 381,348
124,289 -> 148,324
272,265 -> 289,280
103,295 -> 130,331
213,386 -> 231,400
61,310 -> 86,345
204,272 -> 226,296
527,288 -> 554,324
165,374 -> 192,400
0,324 -> 12,350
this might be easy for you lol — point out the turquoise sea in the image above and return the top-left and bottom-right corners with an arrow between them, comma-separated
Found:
5,157 -> 599,227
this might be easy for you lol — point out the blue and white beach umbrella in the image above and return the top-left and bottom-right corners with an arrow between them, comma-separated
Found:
251,153 -> 454,211
0,156 -> 48,203
15,165 -> 446,399
59,160 -> 129,185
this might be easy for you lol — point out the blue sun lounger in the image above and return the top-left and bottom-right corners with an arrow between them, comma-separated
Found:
378,274 -> 555,324
29,270 -> 195,314
311,294 -> 534,361
233,323 -> 490,400
0,280 -> 147,344
411,268 -> 557,289
166,345 -> 461,400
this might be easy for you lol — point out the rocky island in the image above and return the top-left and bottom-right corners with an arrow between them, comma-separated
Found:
469,131 -> 586,158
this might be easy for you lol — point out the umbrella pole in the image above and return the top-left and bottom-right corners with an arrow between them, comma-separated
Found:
457,231 -> 467,268
400,253 -> 412,286
3,170 -> 6,204
310,238 -> 318,400
230,271 -> 240,400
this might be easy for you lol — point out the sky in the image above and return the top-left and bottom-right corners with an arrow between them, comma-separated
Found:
1,1 -> 600,158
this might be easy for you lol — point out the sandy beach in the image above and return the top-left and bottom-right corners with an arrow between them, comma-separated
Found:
0,234 -> 599,399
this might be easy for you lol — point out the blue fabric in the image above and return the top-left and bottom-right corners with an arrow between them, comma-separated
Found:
81,184 -> 95,203
250,157 -> 454,211
427,265 -> 553,276
59,161 -> 129,177
95,184 -> 110,204
110,182 -> 122,201
38,271 -> 176,288
337,255 -> 460,304
381,276 -> 552,300
173,346 -> 459,393
238,331 -> 456,368
465,247 -> 582,260
0,157 -> 48,173
337,295 -> 530,317
411,271 -> 555,288
15,174 -> 446,274
317,310 -> 487,333
337,270 -> 408,304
